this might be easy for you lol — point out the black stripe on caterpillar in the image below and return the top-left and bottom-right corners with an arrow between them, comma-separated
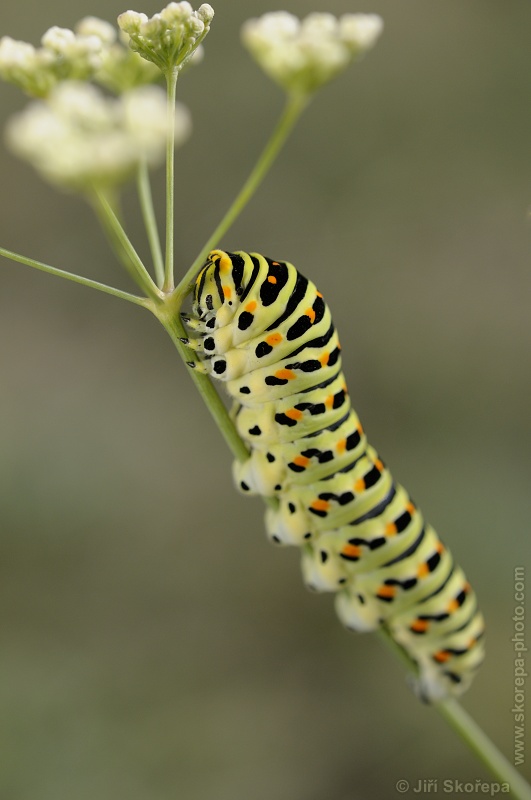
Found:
184,249 -> 485,702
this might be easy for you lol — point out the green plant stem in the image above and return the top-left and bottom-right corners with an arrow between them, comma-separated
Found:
0,246 -> 149,307
376,628 -> 531,798
438,700 -> 531,800
137,160 -> 165,288
156,307 -> 248,462
164,67 -> 179,293
173,92 -> 309,303
154,303 -> 279,513
92,188 -> 163,303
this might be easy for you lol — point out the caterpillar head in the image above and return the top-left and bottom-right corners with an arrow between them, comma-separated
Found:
192,249 -> 243,328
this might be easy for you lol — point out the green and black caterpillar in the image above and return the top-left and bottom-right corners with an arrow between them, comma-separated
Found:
183,249 -> 485,702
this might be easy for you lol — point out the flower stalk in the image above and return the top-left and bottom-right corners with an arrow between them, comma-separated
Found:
0,246 -> 149,306
136,158 -> 165,287
173,91 -> 309,303
164,67 -> 178,291
92,187 -> 164,302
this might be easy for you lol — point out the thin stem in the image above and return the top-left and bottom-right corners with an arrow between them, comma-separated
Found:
157,307 -> 248,462
438,700 -> 531,800
0,246 -> 149,307
173,92 -> 309,303
376,628 -> 531,799
137,160 -> 165,288
164,67 -> 179,292
154,298 -> 278,513
92,188 -> 163,303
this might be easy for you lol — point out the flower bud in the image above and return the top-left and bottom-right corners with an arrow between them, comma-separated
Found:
117,2 -> 214,74
76,16 -> 118,46
242,11 -> 383,97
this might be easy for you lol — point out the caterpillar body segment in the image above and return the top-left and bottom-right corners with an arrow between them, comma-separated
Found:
233,407 -> 367,495
187,249 -> 485,702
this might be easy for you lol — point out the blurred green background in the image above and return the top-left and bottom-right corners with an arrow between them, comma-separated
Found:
1,1 -> 530,798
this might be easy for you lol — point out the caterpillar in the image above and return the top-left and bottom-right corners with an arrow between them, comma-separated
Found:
183,249 -> 485,702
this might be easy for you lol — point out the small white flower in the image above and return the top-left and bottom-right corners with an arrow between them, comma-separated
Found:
197,4 -> 214,25
118,2 -> 214,74
0,36 -> 34,67
117,11 -> 149,35
302,13 -> 339,38
41,26 -> 76,53
242,10 -> 383,97
49,82 -> 113,128
0,36 -> 55,96
339,14 -> 384,53
75,16 -> 117,46
160,2 -> 193,24
6,81 -> 191,190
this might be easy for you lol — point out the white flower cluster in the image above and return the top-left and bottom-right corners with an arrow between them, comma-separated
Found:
118,2 -> 214,74
0,16 -> 168,97
6,82 -> 191,190
0,23 -> 110,97
241,11 -> 383,96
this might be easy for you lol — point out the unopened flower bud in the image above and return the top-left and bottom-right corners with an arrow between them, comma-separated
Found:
76,16 -> 117,46
118,2 -> 214,75
242,11 -> 383,97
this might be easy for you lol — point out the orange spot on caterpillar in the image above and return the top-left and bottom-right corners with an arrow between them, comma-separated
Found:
374,458 -> 384,472
357,423 -> 363,435
266,333 -> 283,346
316,291 -> 323,298
311,499 -> 330,512
410,620 -> 429,633
406,502 -> 416,514
336,438 -> 347,453
293,455 -> 310,468
377,585 -> 396,599
222,285 -> 232,298
267,275 -> 277,284
354,479 -> 366,492
436,542 -> 445,554
275,369 -> 296,380
305,306 -> 316,323
286,408 -> 303,421
325,394 -> 334,409
447,599 -> 460,612
320,352 -> 330,366
385,523 -> 397,536
433,650 -> 451,663
417,563 -> 430,578
245,301 -> 257,312
342,543 -> 361,559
